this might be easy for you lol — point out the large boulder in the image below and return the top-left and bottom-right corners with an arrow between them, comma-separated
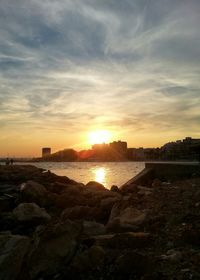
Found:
48,182 -> 84,195
55,192 -> 86,209
13,203 -> 51,224
120,183 -> 138,194
61,206 -> 103,222
0,234 -> 30,280
83,221 -> 106,236
107,201 -> 147,232
85,181 -> 106,191
28,220 -> 82,279
82,188 -> 122,208
71,245 -> 105,273
20,180 -> 48,206
100,196 -> 121,212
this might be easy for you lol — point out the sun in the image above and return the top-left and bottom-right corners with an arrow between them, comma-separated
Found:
88,130 -> 111,145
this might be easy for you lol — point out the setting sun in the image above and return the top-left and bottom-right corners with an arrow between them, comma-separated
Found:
88,130 -> 111,145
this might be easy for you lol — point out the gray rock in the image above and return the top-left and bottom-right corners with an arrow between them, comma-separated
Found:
0,234 -> 30,280
29,220 -> 82,278
107,201 -> 147,232
83,221 -> 106,236
13,203 -> 51,223
20,180 -> 48,205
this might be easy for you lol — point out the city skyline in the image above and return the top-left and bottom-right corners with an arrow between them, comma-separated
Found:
39,136 -> 200,162
0,0 -> 200,157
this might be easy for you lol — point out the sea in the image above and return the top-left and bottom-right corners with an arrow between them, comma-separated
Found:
13,161 -> 145,189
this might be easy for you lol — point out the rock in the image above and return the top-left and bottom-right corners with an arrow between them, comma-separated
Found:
20,180 -> 48,206
107,201 -> 147,232
137,186 -> 153,196
61,206 -> 103,222
110,185 -> 120,193
100,196 -> 121,212
120,183 -> 138,194
50,182 -> 84,195
55,192 -> 86,209
85,181 -> 106,191
71,245 -> 105,272
29,220 -> 82,278
115,252 -> 152,278
0,195 -> 16,213
83,221 -> 106,236
0,234 -> 30,280
0,184 -> 17,194
82,188 -> 121,209
91,232 -> 152,249
13,203 -> 51,223
160,249 -> 182,262
0,212 -> 17,232
152,179 -> 162,188
182,225 -> 200,246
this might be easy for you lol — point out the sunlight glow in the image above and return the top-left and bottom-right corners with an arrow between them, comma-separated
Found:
93,167 -> 106,185
88,130 -> 111,145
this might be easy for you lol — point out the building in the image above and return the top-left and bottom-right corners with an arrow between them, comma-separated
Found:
110,141 -> 127,154
42,147 -> 51,157
127,147 -> 145,160
92,143 -> 109,151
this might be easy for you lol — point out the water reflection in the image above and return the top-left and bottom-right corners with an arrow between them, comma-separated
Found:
93,167 -> 106,185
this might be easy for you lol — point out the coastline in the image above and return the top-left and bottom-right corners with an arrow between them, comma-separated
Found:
0,164 -> 200,279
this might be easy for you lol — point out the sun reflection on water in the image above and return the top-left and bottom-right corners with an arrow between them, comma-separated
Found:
93,167 -> 106,185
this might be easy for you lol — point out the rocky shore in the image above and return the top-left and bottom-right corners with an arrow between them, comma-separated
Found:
0,165 -> 200,280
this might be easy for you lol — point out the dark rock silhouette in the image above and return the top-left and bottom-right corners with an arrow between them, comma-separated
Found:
0,165 -> 200,279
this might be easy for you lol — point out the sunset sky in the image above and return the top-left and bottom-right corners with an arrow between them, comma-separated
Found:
0,0 -> 200,157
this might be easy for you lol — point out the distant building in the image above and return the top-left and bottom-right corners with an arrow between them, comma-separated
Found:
110,141 -> 127,154
42,147 -> 51,157
92,143 -> 109,150
127,147 -> 145,160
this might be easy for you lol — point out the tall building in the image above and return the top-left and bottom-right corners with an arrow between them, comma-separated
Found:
42,147 -> 51,157
110,141 -> 127,155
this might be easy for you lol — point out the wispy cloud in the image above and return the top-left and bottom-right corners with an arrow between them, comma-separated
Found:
0,0 -> 200,155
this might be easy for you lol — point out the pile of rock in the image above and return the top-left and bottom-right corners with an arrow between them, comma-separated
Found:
0,165 -> 200,280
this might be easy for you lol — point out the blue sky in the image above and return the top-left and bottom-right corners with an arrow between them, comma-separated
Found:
0,0 -> 200,156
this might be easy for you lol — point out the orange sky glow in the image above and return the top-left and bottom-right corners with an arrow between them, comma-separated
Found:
0,1 -> 200,157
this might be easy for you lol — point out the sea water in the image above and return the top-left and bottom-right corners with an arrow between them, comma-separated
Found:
14,161 -> 145,189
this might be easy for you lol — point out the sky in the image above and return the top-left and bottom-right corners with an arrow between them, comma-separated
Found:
0,0 -> 200,157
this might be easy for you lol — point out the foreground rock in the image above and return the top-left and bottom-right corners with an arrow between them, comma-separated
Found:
85,232 -> 152,249
13,203 -> 51,224
0,234 -> 30,280
28,220 -> 82,279
70,245 -> 105,273
107,200 -> 147,232
1,165 -> 200,279
20,180 -> 48,206
83,221 -> 106,236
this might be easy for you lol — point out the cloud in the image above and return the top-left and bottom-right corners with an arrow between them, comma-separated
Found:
0,0 -> 200,154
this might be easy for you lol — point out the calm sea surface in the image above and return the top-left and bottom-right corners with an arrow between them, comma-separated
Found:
15,162 -> 145,189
